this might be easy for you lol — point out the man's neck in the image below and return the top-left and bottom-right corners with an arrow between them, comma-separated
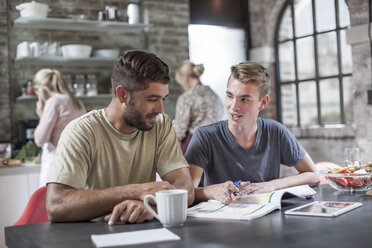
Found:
228,119 -> 258,150
105,99 -> 137,134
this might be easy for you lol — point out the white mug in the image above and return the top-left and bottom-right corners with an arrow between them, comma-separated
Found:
143,189 -> 188,227
127,3 -> 140,24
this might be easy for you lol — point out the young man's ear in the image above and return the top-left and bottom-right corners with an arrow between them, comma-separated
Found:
259,95 -> 270,110
116,86 -> 130,104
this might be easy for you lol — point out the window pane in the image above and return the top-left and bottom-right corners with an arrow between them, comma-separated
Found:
320,78 -> 340,124
340,30 -> 352,74
299,81 -> 318,125
294,0 -> 313,37
315,0 -> 336,32
279,6 -> 293,41
279,41 -> 295,82
342,76 -> 354,124
281,84 -> 298,126
338,0 -> 350,28
318,32 -> 339,77
297,37 -> 315,80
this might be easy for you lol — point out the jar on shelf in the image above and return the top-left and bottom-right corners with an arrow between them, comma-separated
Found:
73,74 -> 86,96
26,81 -> 35,95
86,74 -> 98,96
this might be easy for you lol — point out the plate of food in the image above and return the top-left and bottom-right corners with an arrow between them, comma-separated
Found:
318,162 -> 372,192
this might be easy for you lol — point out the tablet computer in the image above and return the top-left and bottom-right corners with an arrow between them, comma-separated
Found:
284,201 -> 363,217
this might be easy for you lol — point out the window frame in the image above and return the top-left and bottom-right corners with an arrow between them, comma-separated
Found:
274,0 -> 352,127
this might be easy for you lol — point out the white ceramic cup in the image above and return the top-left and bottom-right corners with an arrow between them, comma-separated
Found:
143,189 -> 188,227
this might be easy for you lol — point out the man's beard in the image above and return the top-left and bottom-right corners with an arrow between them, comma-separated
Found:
123,100 -> 157,131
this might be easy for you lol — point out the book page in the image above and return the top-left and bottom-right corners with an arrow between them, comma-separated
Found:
187,185 -> 316,221
236,185 -> 316,206
187,200 -> 279,221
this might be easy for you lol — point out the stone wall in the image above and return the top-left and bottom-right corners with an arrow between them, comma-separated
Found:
346,0 -> 372,164
248,0 -> 372,165
0,0 -> 188,143
0,0 -> 11,141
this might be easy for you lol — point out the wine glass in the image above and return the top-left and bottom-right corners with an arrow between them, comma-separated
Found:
344,148 -> 361,167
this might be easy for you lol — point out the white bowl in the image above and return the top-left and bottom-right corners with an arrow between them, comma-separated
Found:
16,1 -> 50,18
61,45 -> 92,58
93,49 -> 120,58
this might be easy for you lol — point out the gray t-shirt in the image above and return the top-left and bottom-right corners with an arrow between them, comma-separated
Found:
185,118 -> 306,186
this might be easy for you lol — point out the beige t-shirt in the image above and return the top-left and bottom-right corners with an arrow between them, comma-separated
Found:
48,109 -> 188,189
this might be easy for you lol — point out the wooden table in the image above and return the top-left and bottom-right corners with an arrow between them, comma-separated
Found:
4,185 -> 372,248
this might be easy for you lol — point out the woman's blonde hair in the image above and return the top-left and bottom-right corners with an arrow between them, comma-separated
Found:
32,68 -> 83,110
176,60 -> 204,79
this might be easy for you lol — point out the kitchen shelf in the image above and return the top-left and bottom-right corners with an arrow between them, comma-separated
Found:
14,56 -> 118,67
16,94 -> 112,102
13,17 -> 151,33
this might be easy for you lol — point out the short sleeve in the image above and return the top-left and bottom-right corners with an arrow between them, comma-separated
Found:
184,128 -> 209,169
279,125 -> 306,166
156,114 -> 189,177
48,121 -> 92,189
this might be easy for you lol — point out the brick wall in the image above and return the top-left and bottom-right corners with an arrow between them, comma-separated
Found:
0,0 -> 11,141
346,0 -> 372,164
249,0 -> 372,164
0,0 -> 188,143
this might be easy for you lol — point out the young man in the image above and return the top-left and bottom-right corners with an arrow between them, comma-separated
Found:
46,50 -> 194,224
185,61 -> 319,203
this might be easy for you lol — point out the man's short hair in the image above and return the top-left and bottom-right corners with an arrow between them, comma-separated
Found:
229,61 -> 271,99
111,50 -> 170,96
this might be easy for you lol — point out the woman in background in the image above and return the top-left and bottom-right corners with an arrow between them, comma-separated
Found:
33,69 -> 86,186
173,60 -> 224,154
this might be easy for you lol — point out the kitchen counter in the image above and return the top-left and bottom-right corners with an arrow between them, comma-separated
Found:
0,162 -> 40,248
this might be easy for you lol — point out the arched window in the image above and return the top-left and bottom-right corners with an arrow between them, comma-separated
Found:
275,0 -> 352,127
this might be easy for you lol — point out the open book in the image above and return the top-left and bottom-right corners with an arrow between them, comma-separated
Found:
187,184 -> 316,221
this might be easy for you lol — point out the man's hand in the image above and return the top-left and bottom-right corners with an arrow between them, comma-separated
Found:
137,181 -> 175,200
104,200 -> 154,225
205,181 -> 240,203
238,181 -> 276,195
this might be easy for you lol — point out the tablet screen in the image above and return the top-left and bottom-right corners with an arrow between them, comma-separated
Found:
284,201 -> 363,217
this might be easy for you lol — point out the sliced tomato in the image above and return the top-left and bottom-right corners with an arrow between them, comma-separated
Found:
333,177 -> 349,187
347,178 -> 364,188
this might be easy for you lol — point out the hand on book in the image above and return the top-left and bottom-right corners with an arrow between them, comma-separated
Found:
237,181 -> 277,195
205,181 -> 240,203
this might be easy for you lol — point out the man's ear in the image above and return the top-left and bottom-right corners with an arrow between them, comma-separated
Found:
116,86 -> 130,104
259,95 -> 270,110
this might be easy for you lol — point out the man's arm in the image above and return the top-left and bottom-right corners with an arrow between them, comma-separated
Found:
190,164 -> 240,204
46,180 -> 175,222
239,153 -> 320,194
104,167 -> 195,225
161,167 -> 195,205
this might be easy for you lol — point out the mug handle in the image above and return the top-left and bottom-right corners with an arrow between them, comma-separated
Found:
143,194 -> 160,221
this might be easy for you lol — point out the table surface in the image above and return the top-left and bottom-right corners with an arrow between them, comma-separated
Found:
5,185 -> 372,248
